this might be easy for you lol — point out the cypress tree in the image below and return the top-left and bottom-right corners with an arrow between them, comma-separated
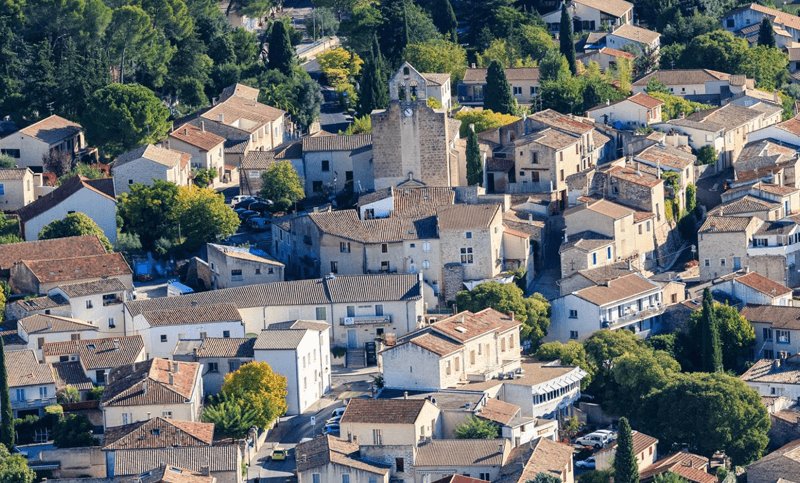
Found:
758,17 -> 776,48
700,288 -> 723,373
430,0 -> 458,43
0,338 -> 14,450
614,417 -> 639,483
466,126 -> 482,186
559,3 -> 577,75
379,0 -> 410,68
267,21 -> 294,76
484,60 -> 515,115
357,50 -> 387,117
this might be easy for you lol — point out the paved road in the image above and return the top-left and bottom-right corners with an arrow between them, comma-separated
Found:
320,100 -> 350,134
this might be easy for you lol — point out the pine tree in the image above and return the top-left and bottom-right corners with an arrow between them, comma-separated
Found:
0,338 -> 13,450
758,17 -> 776,48
379,0 -> 410,68
614,417 -> 639,483
357,50 -> 386,117
25,40 -> 58,119
700,288 -> 723,373
267,21 -> 294,76
466,126 -> 482,186
484,60 -> 515,114
559,3 -> 577,75
430,0 -> 458,43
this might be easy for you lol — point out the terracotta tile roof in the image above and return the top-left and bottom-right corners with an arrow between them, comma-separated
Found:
436,204 -> 500,230
477,398 -> 520,426
611,24 -> 660,44
169,123 -> 225,151
219,83 -> 260,102
575,263 -> 635,284
573,0 -> 632,17
530,109 -> 594,135
742,304 -> 800,330
6,350 -> 55,387
597,430 -> 658,457
745,438 -> 800,480
18,314 -> 97,335
752,181 -> 800,196
742,358 -> 800,386
50,361 -> 94,391
254,328 -> 310,350
513,437 -> 573,482
433,476 -> 488,483
708,196 -> 778,216
114,144 -> 188,170
608,165 -> 662,188
207,243 -> 283,266
432,308 -> 519,342
774,115 -> 800,136
422,73 -> 451,86
125,274 -> 421,315
269,319 -> 331,331
390,186 -> 456,218
102,358 -> 200,407
296,435 -> 390,474
18,115 -> 82,145
0,168 -> 30,180
745,3 -> 800,32
567,198 -> 633,220
530,128 -> 580,150
632,69 -> 733,87
409,332 -> 463,356
683,104 -> 764,131
19,252 -> 132,285
201,96 -> 284,133
43,335 -> 145,370
463,68 -> 540,84
113,445 -> 240,476
598,47 -> 635,59
640,452 -> 711,482
341,398 -> 429,424
310,210 -> 438,243
415,439 -> 509,467
139,465 -> 215,483
103,418 -> 214,450
240,151 -> 275,170
57,278 -> 127,297
191,337 -> 255,358
627,92 -> 664,110
302,134 -> 372,152
735,271 -> 792,296
17,175 -> 116,222
635,144 -> 695,170
141,303 -> 242,327
11,294 -> 69,314
573,272 -> 660,306
699,215 -> 760,233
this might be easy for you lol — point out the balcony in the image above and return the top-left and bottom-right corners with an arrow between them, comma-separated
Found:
102,295 -> 123,306
340,315 -> 392,326
12,397 -> 57,410
602,305 -> 664,330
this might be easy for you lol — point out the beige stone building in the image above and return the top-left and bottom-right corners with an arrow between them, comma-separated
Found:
595,431 -> 658,472
698,215 -> 762,280
112,144 -> 191,195
340,399 -> 442,446
168,122 -> 226,184
0,168 -> 34,212
734,139 -> 799,188
459,68 -> 540,107
207,243 -> 284,289
0,115 -> 86,169
371,64 -> 461,189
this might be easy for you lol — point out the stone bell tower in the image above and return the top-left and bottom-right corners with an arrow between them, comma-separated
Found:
371,62 -> 460,189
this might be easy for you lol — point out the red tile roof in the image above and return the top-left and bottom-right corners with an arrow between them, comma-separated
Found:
19,252 -> 132,284
170,123 -> 225,151
0,235 -> 106,270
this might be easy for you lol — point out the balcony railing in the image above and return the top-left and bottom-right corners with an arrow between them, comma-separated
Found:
12,397 -> 57,410
340,315 -> 392,326
602,305 -> 663,329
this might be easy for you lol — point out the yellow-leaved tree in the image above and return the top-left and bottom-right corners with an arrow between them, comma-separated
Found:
220,361 -> 288,429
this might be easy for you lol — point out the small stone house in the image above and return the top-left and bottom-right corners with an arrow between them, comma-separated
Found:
0,115 -> 85,169
595,430 -> 658,472
168,122 -> 226,183
207,243 -> 284,289
112,144 -> 191,195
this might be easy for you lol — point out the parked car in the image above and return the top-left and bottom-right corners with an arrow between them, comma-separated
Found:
576,456 -> 596,469
326,416 -> 341,425
323,423 -> 340,435
247,216 -> 270,231
331,407 -> 346,418
595,429 -> 617,441
238,209 -> 259,221
575,432 -> 612,449
270,447 -> 287,461
248,201 -> 273,213
231,195 -> 250,207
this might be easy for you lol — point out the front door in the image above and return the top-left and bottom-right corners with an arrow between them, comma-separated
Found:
347,329 -> 358,349
487,173 -> 495,192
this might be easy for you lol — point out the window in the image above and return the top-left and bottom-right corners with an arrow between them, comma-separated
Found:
375,304 -> 384,316
532,152 -> 538,164
513,86 -> 522,95
395,458 -> 405,472
229,360 -> 241,372
423,242 -> 431,252
342,475 -> 350,483
313,475 -> 321,483
638,224 -> 643,235
86,300 -> 93,309
465,231 -> 473,239
480,473 -> 490,481
316,307 -> 327,320
39,386 -> 47,399
381,243 -> 388,253
255,268 -> 261,275
720,258 -> 726,267
381,261 -> 390,271
122,413 -> 130,425
96,370 -> 106,384
726,18 -> 734,27
777,329 -> 791,344
460,247 -> 474,264
160,334 -> 168,343
422,259 -> 430,269
231,269 -> 243,280
372,429 -> 383,445
763,328 -> 773,341
0,149 -> 20,158
162,411 -> 173,419
569,309 -> 578,319
340,242 -> 351,253
321,160 -> 330,172
128,179 -> 133,185
330,261 -> 338,274
704,259 -> 710,267
764,349 -> 775,359
592,253 -> 597,265
223,330 -> 231,338
208,362 -> 219,373
446,360 -> 452,375
347,306 -> 356,317
607,246 -> 612,259
570,330 -> 579,339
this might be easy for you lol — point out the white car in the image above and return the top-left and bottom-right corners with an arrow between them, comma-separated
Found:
575,432 -> 612,448
230,195 -> 250,207
331,407 -> 346,418
595,429 -> 617,441
576,456 -> 596,469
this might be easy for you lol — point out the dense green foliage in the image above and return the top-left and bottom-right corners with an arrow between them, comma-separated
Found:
0,340 -> 12,450
466,128 -> 482,186
484,61 -> 516,114
260,161 -> 305,206
202,393 -> 261,439
53,414 -> 96,448
559,3 -> 576,75
454,416 -> 499,439
614,418 -> 639,483
0,444 -> 34,482
38,212 -> 113,251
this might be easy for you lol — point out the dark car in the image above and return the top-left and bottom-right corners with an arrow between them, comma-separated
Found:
238,210 -> 259,221
248,201 -> 273,213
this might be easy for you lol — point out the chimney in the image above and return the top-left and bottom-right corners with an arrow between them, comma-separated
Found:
627,258 -> 633,271
169,372 -> 175,385
192,347 -> 198,359
183,128 -> 188,136
142,381 -> 148,395
774,358 -> 782,370
528,213 -> 533,225
509,311 -> 515,321
172,361 -> 179,373
404,391 -> 408,400
218,114 -> 224,123
200,120 -> 205,132
113,339 -> 120,350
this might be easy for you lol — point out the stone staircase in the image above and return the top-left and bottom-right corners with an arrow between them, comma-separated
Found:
346,349 -> 367,368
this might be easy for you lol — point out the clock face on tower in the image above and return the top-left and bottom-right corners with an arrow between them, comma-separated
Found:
403,107 -> 413,117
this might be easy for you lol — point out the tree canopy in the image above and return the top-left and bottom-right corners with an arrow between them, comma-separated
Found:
117,180 -> 180,250
174,186 -> 240,251
260,161 -> 305,206
454,110 -> 519,138
484,60 -> 515,115
38,212 -> 112,251
455,416 -> 499,439
220,361 -> 288,429
202,392 -> 260,439
614,417 -> 639,483
466,127 -> 482,186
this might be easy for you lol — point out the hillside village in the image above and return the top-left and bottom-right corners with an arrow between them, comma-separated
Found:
5,0 -> 800,482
